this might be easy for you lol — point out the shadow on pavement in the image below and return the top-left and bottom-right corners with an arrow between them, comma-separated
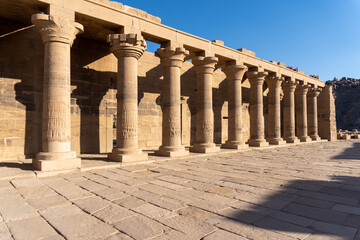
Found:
332,142 -> 360,160
225,176 -> 360,239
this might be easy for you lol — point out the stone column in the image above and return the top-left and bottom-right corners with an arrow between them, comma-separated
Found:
247,70 -> 269,147
107,33 -> 148,162
295,83 -> 312,142
318,86 -> 337,141
221,65 -> 248,149
155,47 -> 189,157
282,80 -> 300,143
190,56 -> 220,153
307,87 -> 322,141
266,75 -> 286,145
31,14 -> 83,171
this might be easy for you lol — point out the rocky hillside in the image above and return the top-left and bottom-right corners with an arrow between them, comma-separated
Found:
326,77 -> 360,130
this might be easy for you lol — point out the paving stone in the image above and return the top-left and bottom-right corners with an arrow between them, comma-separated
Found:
113,195 -> 146,209
216,218 -> 297,239
11,178 -> 44,188
47,183 -> 94,200
17,186 -> 57,199
40,205 -> 117,240
0,186 -> 19,198
332,203 -> 360,215
7,216 -> 59,240
253,216 -> 313,239
93,204 -> 136,224
103,232 -> 133,240
217,207 -> 265,224
202,229 -> 248,240
72,196 -> 111,214
0,204 -> 39,222
75,180 -> 108,192
158,215 -> 216,239
282,202 -> 349,224
0,221 -> 12,240
229,200 -> 276,216
177,206 -> 215,220
27,194 -> 70,211
148,196 -> 186,211
132,203 -> 174,219
113,215 -> 167,239
0,196 -> 27,208
270,211 -> 317,227
92,187 -> 128,201
343,214 -> 360,228
292,196 -> 335,209
311,221 -> 357,239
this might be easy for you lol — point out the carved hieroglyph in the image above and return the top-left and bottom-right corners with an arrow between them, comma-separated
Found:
155,46 -> 189,157
31,14 -> 83,171
107,33 -> 148,162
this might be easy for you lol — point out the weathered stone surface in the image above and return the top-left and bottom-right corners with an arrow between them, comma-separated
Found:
7,217 -> 59,240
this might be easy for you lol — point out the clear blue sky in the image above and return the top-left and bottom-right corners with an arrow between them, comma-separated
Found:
114,0 -> 360,81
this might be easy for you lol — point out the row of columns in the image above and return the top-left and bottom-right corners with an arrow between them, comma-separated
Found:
31,14 -> 323,171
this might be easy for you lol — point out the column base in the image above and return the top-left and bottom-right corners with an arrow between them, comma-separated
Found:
221,141 -> 248,149
108,148 -> 148,163
154,146 -> 189,157
190,143 -> 220,153
266,138 -> 287,145
299,136 -> 312,142
310,135 -> 321,141
352,134 -> 360,139
284,137 -> 300,143
33,151 -> 81,171
248,139 -> 269,147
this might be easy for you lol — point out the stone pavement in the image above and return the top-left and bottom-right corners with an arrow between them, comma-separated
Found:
1,140 -> 360,240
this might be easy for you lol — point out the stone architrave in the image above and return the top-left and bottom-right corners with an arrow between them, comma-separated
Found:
107,33 -> 148,162
221,65 -> 248,149
307,87 -> 322,141
266,75 -> 286,145
190,56 -> 220,153
247,70 -> 269,147
282,80 -> 300,143
31,14 -> 83,171
155,46 -> 189,157
295,83 -> 312,142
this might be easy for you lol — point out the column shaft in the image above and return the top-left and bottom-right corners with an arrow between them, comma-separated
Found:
247,71 -> 269,147
32,14 -> 83,171
282,81 -> 300,143
295,84 -> 312,142
307,88 -> 322,140
266,76 -> 286,145
221,65 -> 248,149
155,47 -> 189,157
190,56 -> 219,153
108,33 -> 147,162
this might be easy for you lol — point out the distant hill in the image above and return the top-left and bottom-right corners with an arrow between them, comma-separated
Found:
326,77 -> 360,130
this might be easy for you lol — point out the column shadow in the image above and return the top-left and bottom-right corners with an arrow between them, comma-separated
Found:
222,175 -> 360,239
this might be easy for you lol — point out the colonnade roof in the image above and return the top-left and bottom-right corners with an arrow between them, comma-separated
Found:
0,0 -> 325,87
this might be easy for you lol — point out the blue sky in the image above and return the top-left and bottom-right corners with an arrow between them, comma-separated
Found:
114,0 -> 360,81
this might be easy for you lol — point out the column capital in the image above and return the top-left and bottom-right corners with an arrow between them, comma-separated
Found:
31,14 -> 83,45
295,83 -> 311,95
192,56 -> 218,74
222,64 -> 248,80
282,80 -> 297,92
247,71 -> 268,85
265,75 -> 284,89
307,87 -> 322,97
156,46 -> 189,68
108,33 -> 147,59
